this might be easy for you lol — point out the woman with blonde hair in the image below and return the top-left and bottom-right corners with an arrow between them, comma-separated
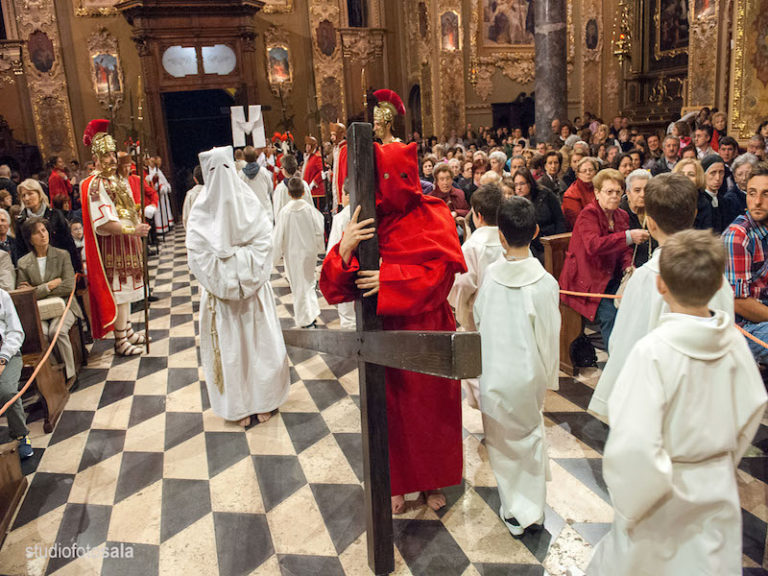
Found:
16,178 -> 82,272
673,158 -> 705,191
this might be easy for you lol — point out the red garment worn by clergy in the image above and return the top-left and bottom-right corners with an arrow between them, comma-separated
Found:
320,141 -> 467,496
303,151 -> 325,199
127,173 -> 158,208
48,169 -> 72,203
336,143 -> 348,206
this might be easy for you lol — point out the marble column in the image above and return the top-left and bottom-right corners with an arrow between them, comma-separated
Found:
534,0 -> 567,144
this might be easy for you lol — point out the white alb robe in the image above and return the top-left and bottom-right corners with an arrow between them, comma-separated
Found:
589,247 -> 735,418
327,205 -> 355,328
273,199 -> 325,327
448,225 -> 503,408
273,179 -> 312,218
182,184 -> 204,228
474,256 -> 560,529
588,311 -> 767,576
239,168 -> 275,222
147,167 -> 174,233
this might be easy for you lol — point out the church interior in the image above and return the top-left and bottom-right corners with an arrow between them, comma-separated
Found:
1,0 -> 768,575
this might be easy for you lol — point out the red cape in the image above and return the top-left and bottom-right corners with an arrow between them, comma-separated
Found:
128,174 -> 158,207
81,174 -> 118,339
319,141 -> 467,495
303,152 -> 325,198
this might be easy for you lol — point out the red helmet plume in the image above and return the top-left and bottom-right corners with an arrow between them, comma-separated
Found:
83,119 -> 110,147
373,89 -> 406,116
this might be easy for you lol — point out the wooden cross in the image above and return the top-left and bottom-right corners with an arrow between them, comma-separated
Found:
282,123 -> 482,575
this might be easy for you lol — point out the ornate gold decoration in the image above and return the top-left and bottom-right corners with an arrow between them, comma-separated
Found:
308,0 -> 346,136
729,0 -> 768,139
74,0 -> 118,17
340,28 -> 385,67
265,27 -> 293,98
436,0 -> 465,135
652,0 -> 688,59
469,0 -> 535,101
580,0 -> 602,116
0,40 -> 24,85
263,0 -> 293,14
612,0 -> 632,63
88,28 -> 124,111
14,0 -> 77,161
687,2 -> 719,108
648,73 -> 685,104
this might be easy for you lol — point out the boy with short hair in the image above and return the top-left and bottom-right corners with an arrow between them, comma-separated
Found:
448,183 -> 503,408
326,181 -> 355,329
587,230 -> 767,576
272,155 -> 312,217
473,196 -> 560,536
273,176 -> 325,328
589,173 -> 735,418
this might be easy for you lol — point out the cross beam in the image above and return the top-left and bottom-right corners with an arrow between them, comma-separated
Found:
281,123 -> 481,575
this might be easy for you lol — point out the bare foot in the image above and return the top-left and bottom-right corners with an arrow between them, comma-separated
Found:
391,495 -> 406,515
237,416 -> 252,427
424,490 -> 447,511
256,412 -> 272,424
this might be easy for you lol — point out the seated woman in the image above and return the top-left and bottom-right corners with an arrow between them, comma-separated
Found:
673,157 -> 705,190
559,169 -> 649,348
512,168 -> 566,262
620,169 -> 657,268
17,178 -> 82,274
613,152 -> 634,179
562,157 -> 599,230
17,217 -> 83,385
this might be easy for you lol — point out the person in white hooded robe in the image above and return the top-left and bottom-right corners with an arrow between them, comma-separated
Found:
473,197 -> 560,536
587,230 -> 766,576
326,181 -> 355,329
273,176 -> 325,328
239,145 -> 274,223
186,146 -> 290,426
589,174 -> 734,418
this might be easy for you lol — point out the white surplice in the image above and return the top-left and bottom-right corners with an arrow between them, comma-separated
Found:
588,311 -> 767,576
327,205 -> 356,328
187,146 -> 290,421
448,225 -> 503,409
474,256 -> 560,529
239,166 -> 274,222
589,246 -> 735,418
273,199 -> 325,327
147,166 -> 174,233
182,183 -> 204,228
273,179 -> 312,218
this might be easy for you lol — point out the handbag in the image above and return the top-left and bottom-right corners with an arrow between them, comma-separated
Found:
615,218 -> 652,309
37,296 -> 66,321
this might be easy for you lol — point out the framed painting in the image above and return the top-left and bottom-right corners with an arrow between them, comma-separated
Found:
263,0 -> 293,14
441,11 -> 460,51
479,0 -> 534,49
654,0 -> 689,59
74,0 -> 119,17
267,46 -> 291,85
692,0 -> 716,19
91,52 -> 122,96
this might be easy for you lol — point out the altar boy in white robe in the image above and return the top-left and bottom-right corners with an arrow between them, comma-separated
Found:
186,146 -> 290,426
589,173 -> 734,418
473,196 -> 560,536
448,183 -> 503,409
326,181 -> 355,329
587,230 -> 767,576
273,176 -> 325,328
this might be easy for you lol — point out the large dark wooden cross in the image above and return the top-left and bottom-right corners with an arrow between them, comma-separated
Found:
282,123 -> 482,575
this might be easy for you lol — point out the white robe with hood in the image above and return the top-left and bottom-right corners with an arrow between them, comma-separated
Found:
473,255 -> 560,529
273,198 -> 325,327
326,204 -> 356,329
273,179 -> 312,218
588,311 -> 767,576
589,247 -> 735,418
239,164 -> 274,223
186,146 -> 289,420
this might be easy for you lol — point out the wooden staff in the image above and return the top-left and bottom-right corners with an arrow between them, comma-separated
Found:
137,75 -> 150,353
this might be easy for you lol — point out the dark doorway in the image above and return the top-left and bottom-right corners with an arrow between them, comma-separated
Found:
161,89 -> 235,195
491,92 -> 535,134
408,84 -> 422,137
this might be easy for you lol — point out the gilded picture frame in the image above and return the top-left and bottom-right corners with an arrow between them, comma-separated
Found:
88,29 -> 124,110
653,0 -> 689,60
74,0 -> 119,17
440,10 -> 461,52
263,0 -> 293,14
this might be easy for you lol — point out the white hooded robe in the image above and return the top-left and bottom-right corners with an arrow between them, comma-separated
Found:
588,311 -> 767,576
473,256 -> 560,529
326,204 -> 356,329
186,146 -> 290,421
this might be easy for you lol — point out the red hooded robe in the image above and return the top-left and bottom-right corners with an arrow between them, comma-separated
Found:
320,141 -> 467,495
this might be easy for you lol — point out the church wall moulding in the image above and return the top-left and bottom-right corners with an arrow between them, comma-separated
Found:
263,0 -> 293,13
74,0 -> 119,17
729,0 -> 768,140
580,0 -> 602,116
265,26 -> 294,98
0,40 -> 24,86
436,0 -> 465,135
687,0 -> 719,109
15,0 -> 78,162
308,0 -> 346,138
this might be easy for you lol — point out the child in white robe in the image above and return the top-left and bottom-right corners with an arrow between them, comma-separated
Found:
448,183 -> 503,408
273,154 -> 313,218
589,173 -> 735,418
273,176 -> 325,328
473,196 -> 560,536
587,229 -> 767,576
326,181 -> 355,329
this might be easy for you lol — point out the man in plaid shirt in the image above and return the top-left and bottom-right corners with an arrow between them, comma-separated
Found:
723,162 -> 768,363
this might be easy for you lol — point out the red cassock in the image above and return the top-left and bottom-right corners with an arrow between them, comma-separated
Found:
336,142 -> 348,205
48,169 -> 72,203
80,174 -> 117,339
303,152 -> 325,199
319,141 -> 467,496
127,173 -> 158,208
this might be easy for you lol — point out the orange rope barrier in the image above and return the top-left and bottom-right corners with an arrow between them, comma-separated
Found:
736,325 -> 768,349
560,290 -> 621,300
0,274 -> 81,417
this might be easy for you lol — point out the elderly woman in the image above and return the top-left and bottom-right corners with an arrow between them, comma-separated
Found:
724,153 -> 760,215
559,169 -> 649,347
16,178 -> 82,273
562,157 -> 600,230
538,151 -> 566,198
620,169 -> 657,268
489,150 -> 509,177
17,217 -> 83,385
0,208 -> 19,266
421,154 -> 437,183
512,168 -> 566,262
430,163 -> 470,221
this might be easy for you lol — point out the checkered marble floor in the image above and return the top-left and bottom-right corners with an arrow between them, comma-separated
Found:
1,226 -> 768,576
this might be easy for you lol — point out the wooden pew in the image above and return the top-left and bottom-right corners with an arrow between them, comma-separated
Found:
9,287 -> 70,433
0,440 -> 26,548
541,233 -> 584,376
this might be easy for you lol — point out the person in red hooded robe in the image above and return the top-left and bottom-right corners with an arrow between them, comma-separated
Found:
320,89 -> 467,514
302,135 -> 326,210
